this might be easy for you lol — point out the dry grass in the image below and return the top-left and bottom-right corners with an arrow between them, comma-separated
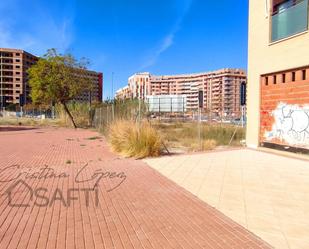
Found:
108,120 -> 162,159
188,139 -> 217,152
202,139 -> 217,150
0,102 -> 92,128
55,103 -> 91,128
153,122 -> 245,152
0,116 -> 62,127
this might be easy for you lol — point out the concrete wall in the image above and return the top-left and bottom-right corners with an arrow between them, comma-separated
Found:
247,0 -> 309,148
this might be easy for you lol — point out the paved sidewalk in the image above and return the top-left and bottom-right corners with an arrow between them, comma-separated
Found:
145,149 -> 309,249
0,127 -> 271,249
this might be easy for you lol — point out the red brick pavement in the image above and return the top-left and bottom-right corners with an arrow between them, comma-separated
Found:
0,126 -> 273,249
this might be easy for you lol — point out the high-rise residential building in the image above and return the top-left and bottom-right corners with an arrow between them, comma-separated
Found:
247,0 -> 309,150
128,72 -> 151,100
0,48 -> 38,107
74,70 -> 103,103
116,69 -> 246,118
115,86 -> 131,100
0,48 -> 103,108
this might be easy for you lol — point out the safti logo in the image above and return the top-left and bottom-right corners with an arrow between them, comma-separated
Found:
1,163 -> 127,208
6,180 -> 34,207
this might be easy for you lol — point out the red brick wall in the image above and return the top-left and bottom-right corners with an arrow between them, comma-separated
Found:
260,67 -> 309,147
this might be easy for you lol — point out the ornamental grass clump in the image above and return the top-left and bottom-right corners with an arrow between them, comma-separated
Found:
108,120 -> 162,159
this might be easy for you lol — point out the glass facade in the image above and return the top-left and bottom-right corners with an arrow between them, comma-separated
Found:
271,0 -> 308,42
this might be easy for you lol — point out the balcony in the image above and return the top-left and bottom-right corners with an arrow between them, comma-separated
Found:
271,0 -> 308,42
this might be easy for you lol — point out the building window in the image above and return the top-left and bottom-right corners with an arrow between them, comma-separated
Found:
282,73 -> 286,83
302,70 -> 306,80
292,71 -> 296,81
265,76 -> 269,85
16,65 -> 20,68
273,75 -> 277,84
271,0 -> 308,42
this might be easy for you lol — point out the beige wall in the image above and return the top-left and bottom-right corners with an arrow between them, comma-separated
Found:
247,0 -> 309,148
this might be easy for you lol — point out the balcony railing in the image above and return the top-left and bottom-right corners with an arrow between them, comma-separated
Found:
271,0 -> 308,42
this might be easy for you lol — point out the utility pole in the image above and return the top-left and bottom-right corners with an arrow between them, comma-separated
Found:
209,75 -> 213,123
111,72 -> 114,99
88,91 -> 92,126
241,106 -> 244,128
138,82 -> 141,124
198,107 -> 201,150
111,72 -> 115,121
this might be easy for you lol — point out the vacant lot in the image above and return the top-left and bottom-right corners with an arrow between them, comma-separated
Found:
153,122 -> 245,152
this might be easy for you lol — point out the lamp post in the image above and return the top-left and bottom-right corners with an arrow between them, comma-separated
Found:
198,90 -> 203,150
88,91 -> 92,126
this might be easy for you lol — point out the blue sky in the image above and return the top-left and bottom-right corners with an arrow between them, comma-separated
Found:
0,0 -> 249,100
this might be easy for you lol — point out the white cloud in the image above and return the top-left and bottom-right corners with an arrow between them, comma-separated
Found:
159,34 -> 175,54
0,22 -> 11,47
0,21 -> 36,50
141,33 -> 175,69
0,1 -> 74,56
140,0 -> 194,69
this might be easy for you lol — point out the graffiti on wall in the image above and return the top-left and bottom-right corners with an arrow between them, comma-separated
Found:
264,102 -> 309,148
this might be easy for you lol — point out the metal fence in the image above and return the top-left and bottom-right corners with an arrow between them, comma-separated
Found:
92,101 -> 148,132
0,108 -> 54,119
0,100 -> 246,129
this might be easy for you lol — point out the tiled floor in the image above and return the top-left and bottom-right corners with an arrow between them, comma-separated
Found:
0,126 -> 271,249
145,149 -> 309,249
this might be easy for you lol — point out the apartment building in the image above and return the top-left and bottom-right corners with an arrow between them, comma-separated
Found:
247,0 -> 309,150
0,48 -> 38,107
74,70 -> 103,103
0,48 -> 103,108
150,74 -> 202,110
115,86 -> 131,99
117,69 -> 246,118
128,72 -> 151,100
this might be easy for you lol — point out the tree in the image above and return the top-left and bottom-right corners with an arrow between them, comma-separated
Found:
28,49 -> 92,128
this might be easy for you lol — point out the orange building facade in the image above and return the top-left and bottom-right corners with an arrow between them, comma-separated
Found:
116,69 -> 246,118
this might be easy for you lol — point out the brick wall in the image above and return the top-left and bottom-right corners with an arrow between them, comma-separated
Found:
260,66 -> 309,148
